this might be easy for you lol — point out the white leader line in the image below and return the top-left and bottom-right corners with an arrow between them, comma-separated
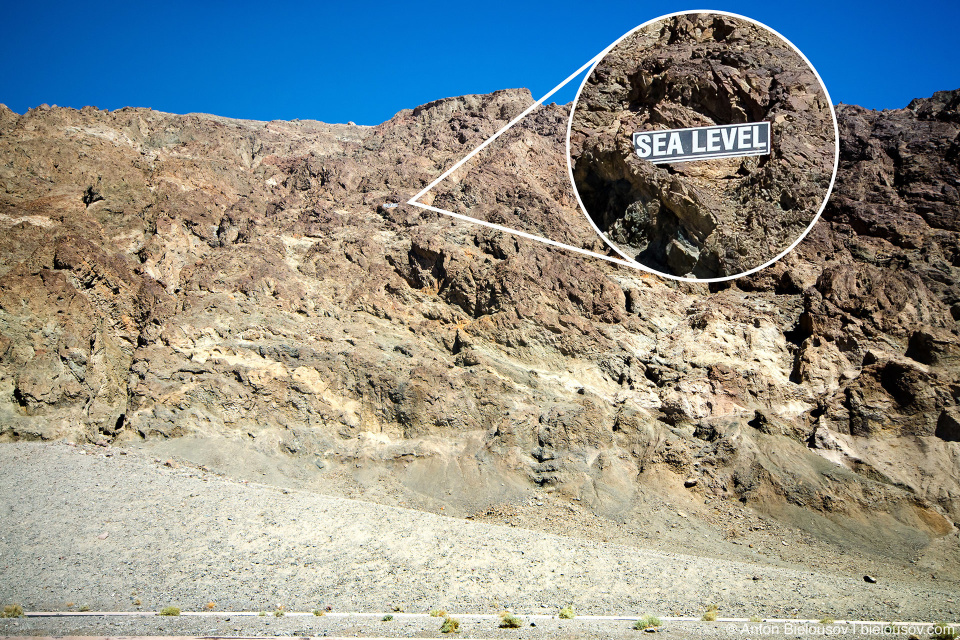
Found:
406,11 -> 842,284
405,52 -> 655,273
408,52 -> 603,206
411,203 -> 638,269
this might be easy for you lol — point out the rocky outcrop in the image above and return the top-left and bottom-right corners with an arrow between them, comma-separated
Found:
0,87 -> 957,557
569,13 -> 836,278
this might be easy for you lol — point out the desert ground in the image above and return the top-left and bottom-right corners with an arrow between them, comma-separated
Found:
1,441 -> 957,638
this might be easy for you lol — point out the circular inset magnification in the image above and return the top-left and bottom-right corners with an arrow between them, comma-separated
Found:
567,11 -> 838,281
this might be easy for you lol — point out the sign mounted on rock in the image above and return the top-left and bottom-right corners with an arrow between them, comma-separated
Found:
412,11 -> 839,282
632,122 -> 771,164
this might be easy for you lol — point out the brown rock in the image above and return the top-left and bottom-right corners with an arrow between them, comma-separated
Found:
0,84 -> 957,555
569,13 -> 835,278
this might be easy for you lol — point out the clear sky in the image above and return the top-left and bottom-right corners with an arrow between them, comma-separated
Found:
2,0 -> 958,125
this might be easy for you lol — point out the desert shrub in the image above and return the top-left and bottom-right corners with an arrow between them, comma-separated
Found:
430,609 -> 447,617
820,617 -> 836,624
382,614 -> 393,621
749,616 -> 762,622
559,606 -> 575,619
312,609 -> 325,616
440,616 -> 460,633
499,611 -> 522,628
158,606 -> 180,616
634,614 -> 662,630
702,605 -> 718,622
1,605 -> 24,618
933,623 -> 958,640
274,608 -> 285,617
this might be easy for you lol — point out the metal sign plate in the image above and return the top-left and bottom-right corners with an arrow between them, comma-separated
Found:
633,122 -> 771,164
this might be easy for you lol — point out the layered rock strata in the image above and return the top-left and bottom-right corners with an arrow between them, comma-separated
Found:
0,86 -> 957,558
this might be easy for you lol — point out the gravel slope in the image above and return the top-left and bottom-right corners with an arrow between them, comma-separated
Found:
0,442 -> 957,638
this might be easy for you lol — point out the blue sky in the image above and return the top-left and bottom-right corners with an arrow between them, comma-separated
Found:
2,1 -> 958,125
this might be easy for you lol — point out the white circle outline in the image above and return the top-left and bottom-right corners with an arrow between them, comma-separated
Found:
565,9 -> 841,283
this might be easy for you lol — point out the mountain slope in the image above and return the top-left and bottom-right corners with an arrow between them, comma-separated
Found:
0,89 -> 958,566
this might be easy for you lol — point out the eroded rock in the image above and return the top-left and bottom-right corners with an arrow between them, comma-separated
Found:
0,86 -> 957,552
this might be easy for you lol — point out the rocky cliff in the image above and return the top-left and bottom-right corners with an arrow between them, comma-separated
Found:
0,87 -> 958,563
569,13 -> 836,278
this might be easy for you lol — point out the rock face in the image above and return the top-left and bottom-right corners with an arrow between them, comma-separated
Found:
0,87 -> 958,557
569,13 -> 836,278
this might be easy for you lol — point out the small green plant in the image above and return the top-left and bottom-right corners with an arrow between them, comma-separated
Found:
634,614 -> 662,630
274,608 -> 285,617
559,606 -> 575,619
382,614 -> 394,621
158,606 -> 180,616
430,609 -> 447,617
703,605 -> 719,622
258,611 -> 266,617
499,611 -> 523,628
933,623 -> 958,640
312,609 -> 325,616
1,604 -> 24,618
820,617 -> 836,624
749,616 -> 763,623
78,605 -> 90,612
440,616 -> 460,633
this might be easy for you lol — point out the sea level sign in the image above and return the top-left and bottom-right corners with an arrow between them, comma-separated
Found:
633,122 -> 771,164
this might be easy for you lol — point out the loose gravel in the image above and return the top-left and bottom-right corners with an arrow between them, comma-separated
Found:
1,442 -> 957,638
